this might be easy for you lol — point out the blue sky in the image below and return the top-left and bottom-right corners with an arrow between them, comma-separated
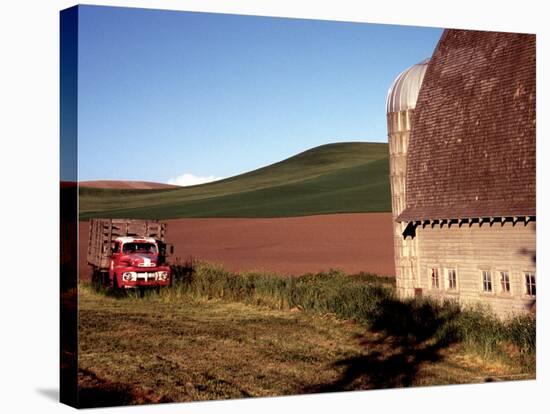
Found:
77,5 -> 442,184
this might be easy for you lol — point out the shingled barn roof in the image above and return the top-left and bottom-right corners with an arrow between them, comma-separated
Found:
398,29 -> 536,222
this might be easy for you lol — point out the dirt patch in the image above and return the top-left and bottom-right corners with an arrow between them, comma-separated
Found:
78,213 -> 395,280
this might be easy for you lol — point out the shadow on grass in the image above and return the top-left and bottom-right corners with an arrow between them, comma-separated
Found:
78,368 -> 171,408
93,284 -> 158,300
305,297 -> 461,392
78,368 -> 138,408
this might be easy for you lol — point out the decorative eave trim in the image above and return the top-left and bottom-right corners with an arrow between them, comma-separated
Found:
401,215 -> 535,228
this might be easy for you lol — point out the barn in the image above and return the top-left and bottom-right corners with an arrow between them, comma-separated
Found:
386,29 -> 536,318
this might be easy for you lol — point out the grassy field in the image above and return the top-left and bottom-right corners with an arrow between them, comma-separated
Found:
78,265 -> 535,407
79,142 -> 390,219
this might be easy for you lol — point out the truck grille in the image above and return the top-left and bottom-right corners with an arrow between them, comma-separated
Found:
136,272 -> 157,280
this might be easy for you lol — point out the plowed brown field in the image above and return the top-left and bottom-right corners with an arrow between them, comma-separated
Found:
78,213 -> 395,279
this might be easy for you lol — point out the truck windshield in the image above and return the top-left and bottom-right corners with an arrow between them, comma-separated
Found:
122,243 -> 157,254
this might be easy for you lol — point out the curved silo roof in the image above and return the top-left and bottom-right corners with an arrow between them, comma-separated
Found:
386,58 -> 430,113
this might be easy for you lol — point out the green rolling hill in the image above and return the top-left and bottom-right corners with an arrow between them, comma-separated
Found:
79,142 -> 391,219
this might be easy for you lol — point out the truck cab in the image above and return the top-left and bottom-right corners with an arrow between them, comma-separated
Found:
109,236 -> 171,289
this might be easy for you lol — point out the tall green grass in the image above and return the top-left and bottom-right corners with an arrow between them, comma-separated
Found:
163,261 -> 535,360
167,261 -> 393,319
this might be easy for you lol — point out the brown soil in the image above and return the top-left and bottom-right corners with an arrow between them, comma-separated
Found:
78,213 -> 395,279
79,180 -> 179,189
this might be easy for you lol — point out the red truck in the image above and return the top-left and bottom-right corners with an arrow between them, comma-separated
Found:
87,218 -> 173,291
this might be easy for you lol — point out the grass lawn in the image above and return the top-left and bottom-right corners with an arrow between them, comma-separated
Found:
78,284 -> 534,407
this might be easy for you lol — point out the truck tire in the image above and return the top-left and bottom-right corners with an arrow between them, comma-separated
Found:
102,272 -> 110,288
92,270 -> 102,291
112,275 -> 120,292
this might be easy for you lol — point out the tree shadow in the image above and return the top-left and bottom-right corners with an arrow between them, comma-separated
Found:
305,297 -> 461,392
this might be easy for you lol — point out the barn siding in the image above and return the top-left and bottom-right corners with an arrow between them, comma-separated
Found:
413,221 -> 536,318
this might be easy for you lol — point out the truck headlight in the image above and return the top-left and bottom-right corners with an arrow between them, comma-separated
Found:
122,272 -> 133,281
158,271 -> 168,281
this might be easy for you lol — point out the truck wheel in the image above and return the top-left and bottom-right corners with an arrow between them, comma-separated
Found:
92,270 -> 102,291
102,272 -> 110,288
112,275 -> 120,293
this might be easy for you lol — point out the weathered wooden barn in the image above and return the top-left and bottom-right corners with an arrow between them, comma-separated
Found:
386,29 -> 536,317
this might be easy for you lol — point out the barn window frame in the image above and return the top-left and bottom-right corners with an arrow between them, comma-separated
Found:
524,272 -> 536,296
430,267 -> 440,290
481,270 -> 493,293
499,271 -> 511,295
446,268 -> 458,291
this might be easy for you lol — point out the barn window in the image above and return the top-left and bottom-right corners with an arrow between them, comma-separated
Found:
525,272 -> 536,296
499,271 -> 510,294
482,270 -> 492,292
431,268 -> 439,289
447,269 -> 457,290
